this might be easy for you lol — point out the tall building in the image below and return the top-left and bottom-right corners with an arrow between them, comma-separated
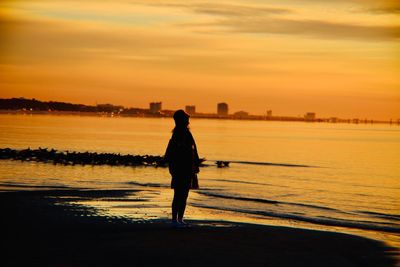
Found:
185,105 -> 196,115
217,102 -> 228,116
149,102 -> 162,114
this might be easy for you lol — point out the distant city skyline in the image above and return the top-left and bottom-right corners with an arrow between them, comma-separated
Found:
1,0 -> 399,120
1,94 -> 399,121
1,93 -> 398,121
2,97 -> 398,123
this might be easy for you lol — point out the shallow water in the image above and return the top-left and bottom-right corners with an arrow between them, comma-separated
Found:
0,114 -> 399,247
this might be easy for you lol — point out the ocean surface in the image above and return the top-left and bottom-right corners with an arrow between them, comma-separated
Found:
0,114 -> 399,247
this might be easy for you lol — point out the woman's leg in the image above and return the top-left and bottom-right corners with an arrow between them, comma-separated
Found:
172,188 -> 179,222
177,188 -> 189,222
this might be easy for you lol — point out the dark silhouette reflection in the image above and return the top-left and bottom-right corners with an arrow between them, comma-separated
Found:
165,110 -> 200,227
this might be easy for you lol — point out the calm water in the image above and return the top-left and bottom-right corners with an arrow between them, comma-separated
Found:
0,114 -> 399,247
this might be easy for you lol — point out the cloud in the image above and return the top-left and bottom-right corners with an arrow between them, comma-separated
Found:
3,0 -> 399,43
297,0 -> 400,14
356,0 -> 400,14
130,1 -> 400,42
168,3 -> 291,17
367,6 -> 400,14
128,1 -> 292,18
179,17 -> 400,42
0,14 -> 274,76
240,18 -> 399,41
0,15 -> 213,65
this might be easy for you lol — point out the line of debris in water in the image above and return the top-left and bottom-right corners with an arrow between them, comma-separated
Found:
0,148 -> 314,169
0,147 -> 211,168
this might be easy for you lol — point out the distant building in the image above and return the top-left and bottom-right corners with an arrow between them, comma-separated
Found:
149,102 -> 162,114
329,117 -> 338,123
267,110 -> 272,118
185,105 -> 196,115
161,109 -> 175,116
217,102 -> 228,116
97,103 -> 123,113
304,112 -> 316,121
233,111 -> 249,118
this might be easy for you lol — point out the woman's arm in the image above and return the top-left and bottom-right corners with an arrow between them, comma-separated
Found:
191,134 -> 200,173
164,139 -> 173,161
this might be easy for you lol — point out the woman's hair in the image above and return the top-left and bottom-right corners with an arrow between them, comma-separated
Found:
172,109 -> 190,134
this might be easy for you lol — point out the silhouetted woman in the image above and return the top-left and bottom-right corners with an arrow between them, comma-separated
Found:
165,110 -> 200,227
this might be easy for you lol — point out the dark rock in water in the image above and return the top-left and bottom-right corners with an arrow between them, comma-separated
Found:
0,147 -> 209,169
216,161 -> 230,168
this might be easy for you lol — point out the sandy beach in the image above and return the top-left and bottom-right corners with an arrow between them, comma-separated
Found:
1,189 -> 397,267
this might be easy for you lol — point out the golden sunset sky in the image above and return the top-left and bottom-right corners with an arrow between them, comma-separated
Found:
0,0 -> 399,119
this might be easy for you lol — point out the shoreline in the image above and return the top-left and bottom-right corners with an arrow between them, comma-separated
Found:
2,189 -> 398,266
0,110 -> 396,125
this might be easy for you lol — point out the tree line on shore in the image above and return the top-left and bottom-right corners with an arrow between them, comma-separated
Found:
0,98 -> 147,114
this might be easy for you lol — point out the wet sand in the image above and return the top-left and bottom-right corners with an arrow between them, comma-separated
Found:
1,189 -> 398,267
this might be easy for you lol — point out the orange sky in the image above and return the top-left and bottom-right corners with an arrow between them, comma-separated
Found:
0,0 -> 399,120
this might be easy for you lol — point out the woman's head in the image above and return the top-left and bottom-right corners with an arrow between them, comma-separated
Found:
173,109 -> 190,128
